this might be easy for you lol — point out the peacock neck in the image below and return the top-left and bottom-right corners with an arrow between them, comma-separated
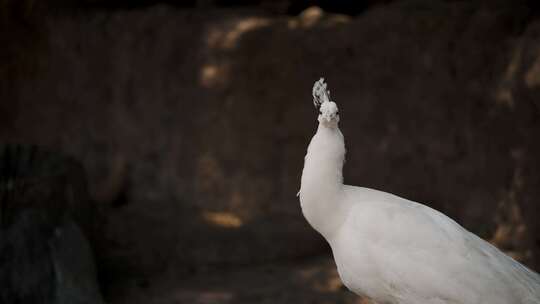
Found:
300,123 -> 347,239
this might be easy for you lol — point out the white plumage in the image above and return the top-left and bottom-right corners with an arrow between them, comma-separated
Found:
299,78 -> 540,304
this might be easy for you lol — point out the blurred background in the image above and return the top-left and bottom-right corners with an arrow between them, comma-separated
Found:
1,0 -> 540,303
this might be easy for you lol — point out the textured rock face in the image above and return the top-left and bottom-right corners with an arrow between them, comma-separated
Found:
2,0 -> 540,284
0,145 -> 104,304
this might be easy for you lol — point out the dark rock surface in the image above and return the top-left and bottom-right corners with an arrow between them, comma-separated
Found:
109,256 -> 364,304
1,1 -> 540,301
0,145 -> 104,303
50,219 -> 105,304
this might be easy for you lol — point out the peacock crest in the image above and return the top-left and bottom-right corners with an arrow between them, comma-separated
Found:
312,77 -> 331,109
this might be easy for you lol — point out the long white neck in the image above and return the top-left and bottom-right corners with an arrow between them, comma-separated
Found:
299,122 -> 347,239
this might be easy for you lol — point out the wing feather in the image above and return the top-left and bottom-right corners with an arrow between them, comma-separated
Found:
335,186 -> 540,303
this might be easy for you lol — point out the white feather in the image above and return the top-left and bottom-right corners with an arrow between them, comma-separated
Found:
299,78 -> 540,304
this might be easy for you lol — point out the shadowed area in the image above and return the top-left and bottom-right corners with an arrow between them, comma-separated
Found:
1,0 -> 540,303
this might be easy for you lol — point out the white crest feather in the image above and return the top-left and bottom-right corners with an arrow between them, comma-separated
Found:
312,77 -> 331,108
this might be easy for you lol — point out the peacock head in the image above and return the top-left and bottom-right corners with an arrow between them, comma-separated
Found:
312,78 -> 339,126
